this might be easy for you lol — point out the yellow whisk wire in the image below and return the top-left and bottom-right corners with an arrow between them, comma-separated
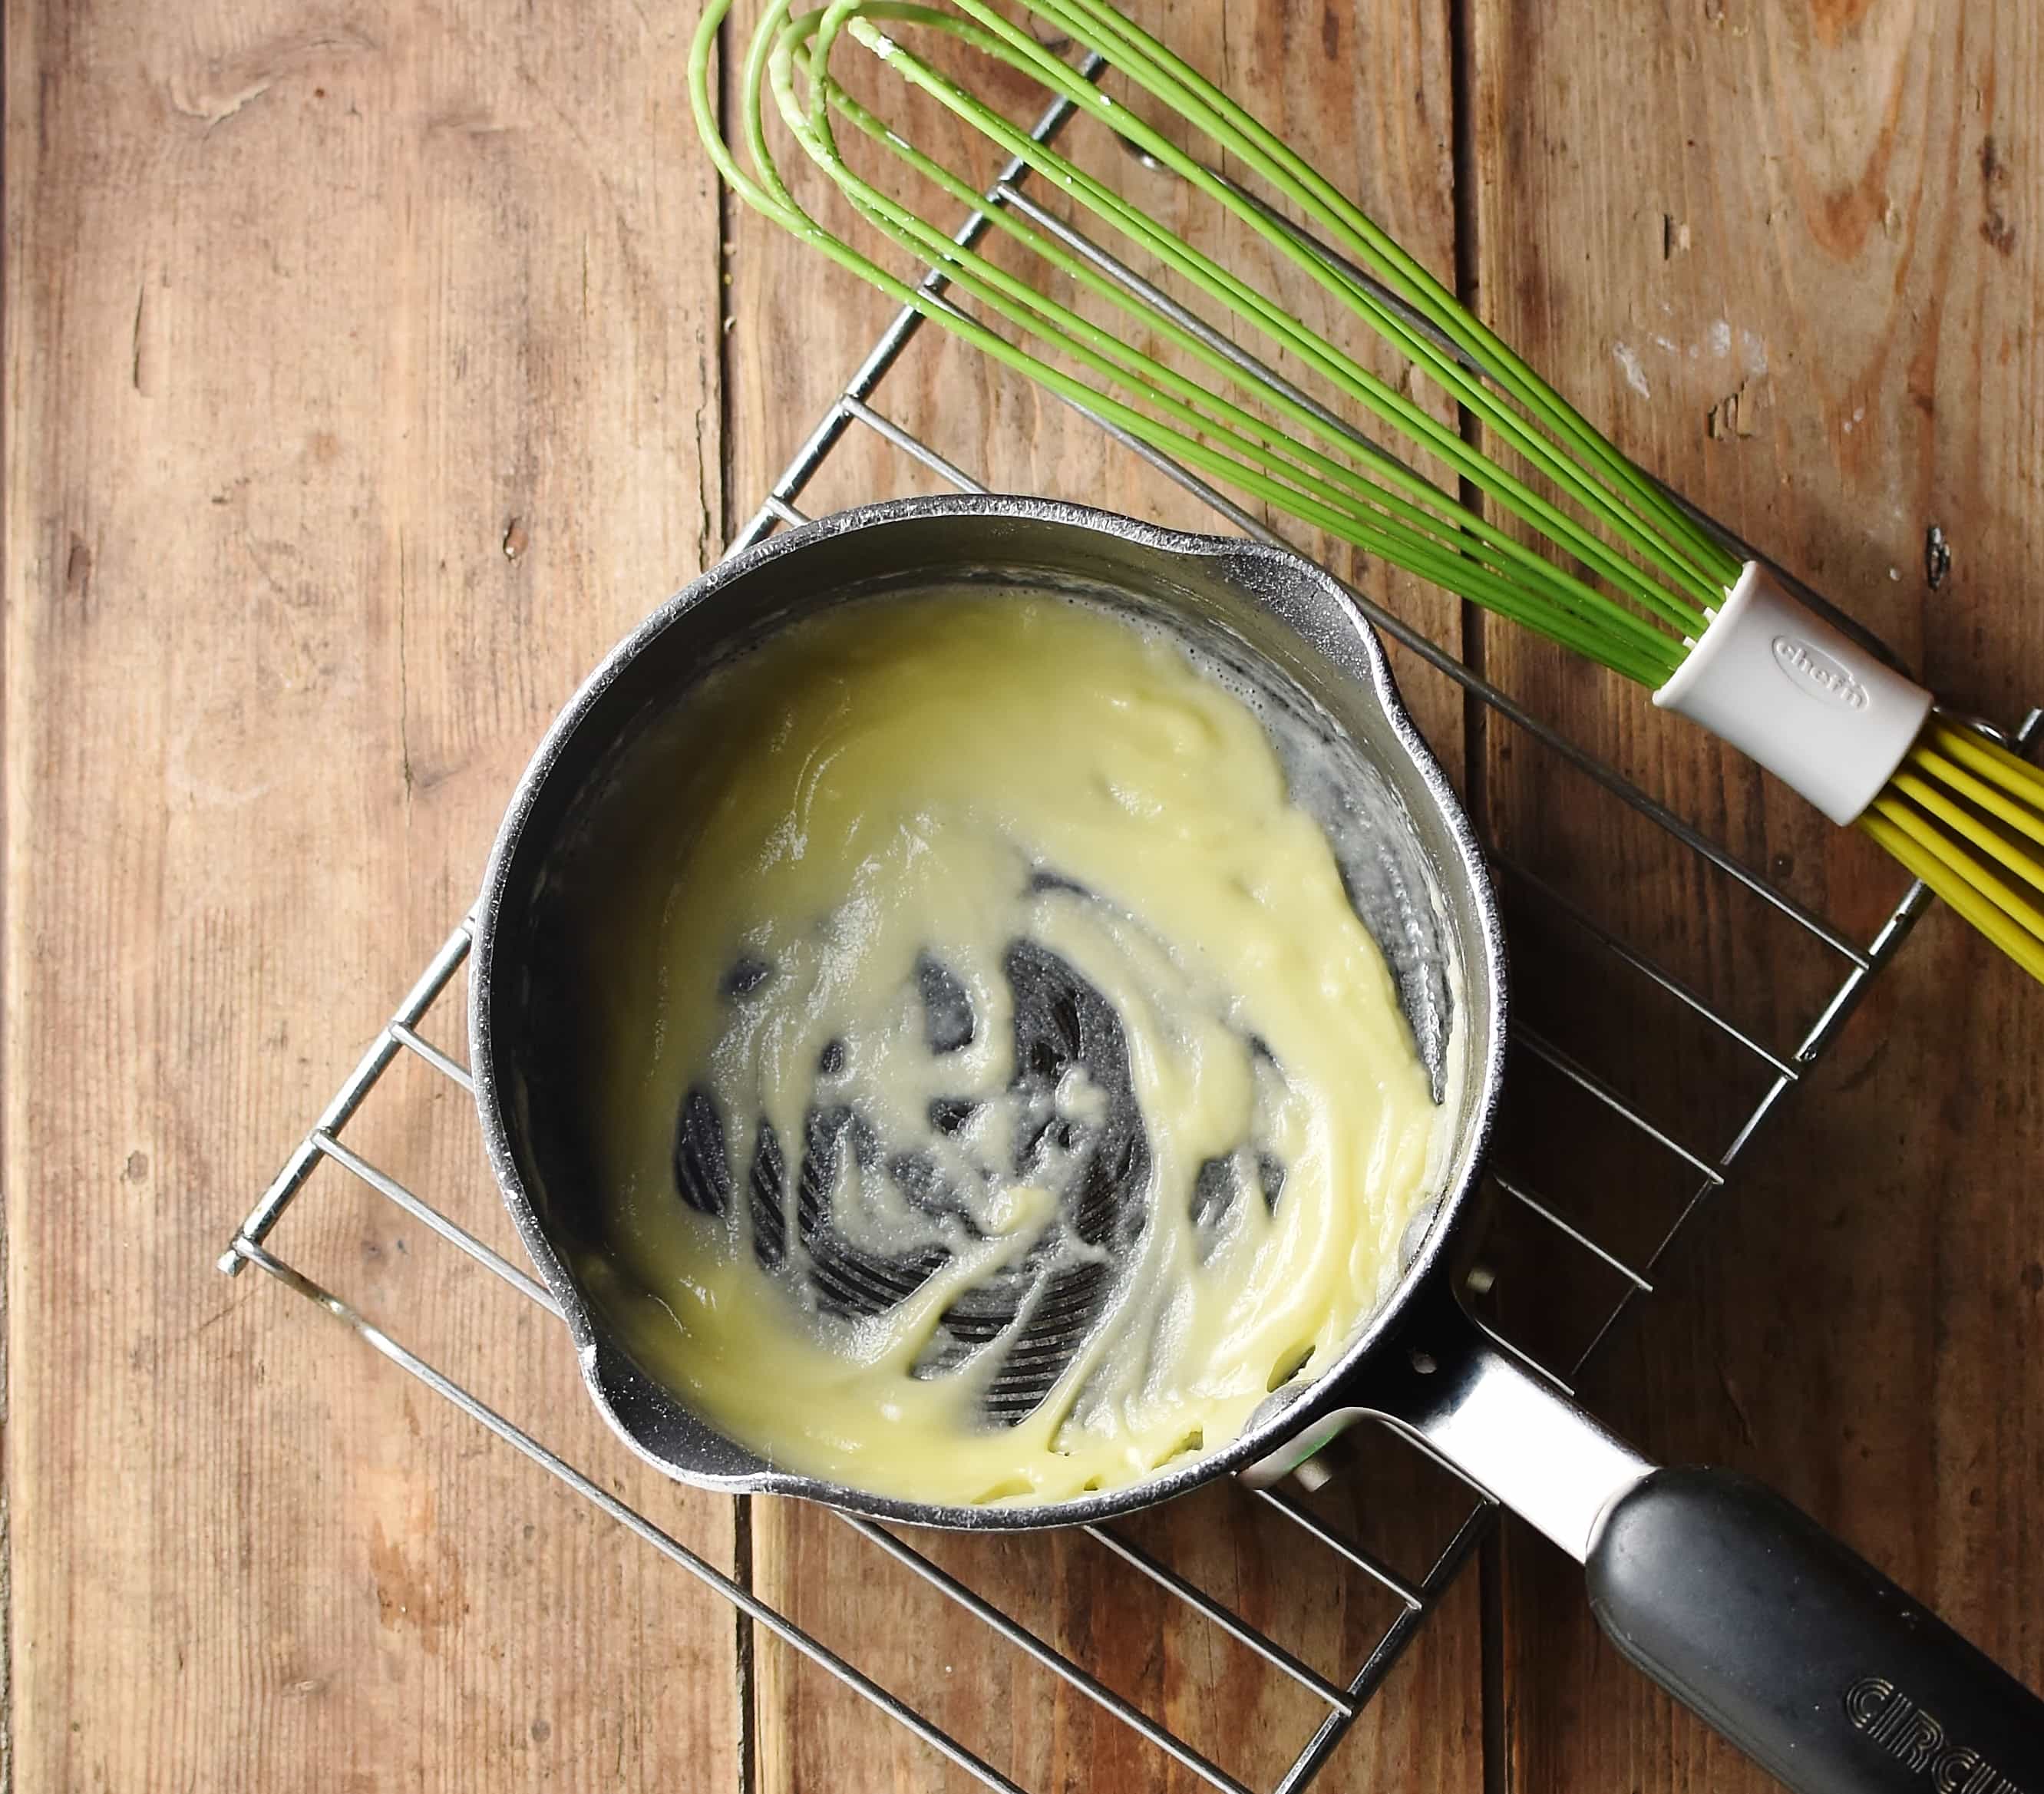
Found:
1907,743 -> 2044,853
1858,814 -> 2044,983
1928,721 -> 2044,813
1867,723 -> 2044,984
1885,771 -> 2044,899
1862,789 -> 2044,984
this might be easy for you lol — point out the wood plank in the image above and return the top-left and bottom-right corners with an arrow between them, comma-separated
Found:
2,0 -> 740,1787
18,0 -> 2039,1788
1461,1 -> 2044,1789
714,2 -> 1488,1787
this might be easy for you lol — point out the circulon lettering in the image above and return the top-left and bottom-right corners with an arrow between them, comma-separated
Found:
1772,633 -> 1871,710
1844,1675 -> 2030,1794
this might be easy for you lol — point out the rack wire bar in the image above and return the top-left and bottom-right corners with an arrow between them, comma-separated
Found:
312,1127 -> 560,1313
844,1517 -> 1256,1794
220,920 -> 476,1275
1267,1500 -> 1498,1794
1513,1029 -> 1728,1184
1251,1491 -> 1428,1613
1489,1174 -> 1655,1295
1080,1525 -> 1362,1714
223,1239 -> 1030,1794
211,61 -> 2029,1794
1497,857 -> 1805,1080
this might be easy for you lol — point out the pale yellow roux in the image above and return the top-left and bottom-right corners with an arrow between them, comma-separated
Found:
575,590 -> 1446,1505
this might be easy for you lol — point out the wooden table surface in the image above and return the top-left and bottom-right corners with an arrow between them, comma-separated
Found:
8,0 -> 2042,1788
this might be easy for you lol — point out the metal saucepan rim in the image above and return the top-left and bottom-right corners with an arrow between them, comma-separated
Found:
470,493 -> 1508,1530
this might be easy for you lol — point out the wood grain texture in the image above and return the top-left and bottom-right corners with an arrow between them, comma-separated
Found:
3,0 -> 737,1788
1461,2 -> 2044,1792
9,0 -> 2043,1789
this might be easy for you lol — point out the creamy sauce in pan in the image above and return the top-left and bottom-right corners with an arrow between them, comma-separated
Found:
575,590 -> 1446,1505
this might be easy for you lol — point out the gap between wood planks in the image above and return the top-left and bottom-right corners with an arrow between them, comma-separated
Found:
1445,2 -> 1514,1790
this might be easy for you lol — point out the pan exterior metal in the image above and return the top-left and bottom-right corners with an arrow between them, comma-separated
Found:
1240,1282 -> 1648,1562
470,494 -> 1508,1531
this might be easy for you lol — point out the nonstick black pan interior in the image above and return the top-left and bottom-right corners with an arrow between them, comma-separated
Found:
471,497 -> 1505,1528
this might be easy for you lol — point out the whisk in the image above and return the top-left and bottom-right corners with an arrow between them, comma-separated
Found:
689,0 -> 2044,983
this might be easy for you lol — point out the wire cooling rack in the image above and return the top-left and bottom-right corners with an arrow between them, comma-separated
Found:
217,81 -> 2042,1794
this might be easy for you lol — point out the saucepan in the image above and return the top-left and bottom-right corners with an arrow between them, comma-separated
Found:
470,495 -> 2044,1793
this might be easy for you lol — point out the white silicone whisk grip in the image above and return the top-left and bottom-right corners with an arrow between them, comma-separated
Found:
1652,561 -> 1933,827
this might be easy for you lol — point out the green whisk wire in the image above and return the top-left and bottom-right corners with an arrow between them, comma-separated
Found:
695,0 -> 2044,993
691,0 -> 1736,686
811,8 -> 1706,640
842,0 -> 1727,620
1029,0 -> 1735,595
771,15 -> 1683,678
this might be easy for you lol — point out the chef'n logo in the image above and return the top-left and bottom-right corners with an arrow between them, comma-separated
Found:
1772,634 -> 1871,709
1844,1674 -> 2030,1792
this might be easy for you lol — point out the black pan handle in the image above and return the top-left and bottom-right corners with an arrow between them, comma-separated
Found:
1264,1289 -> 2044,1793
1587,1466 -> 2044,1794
